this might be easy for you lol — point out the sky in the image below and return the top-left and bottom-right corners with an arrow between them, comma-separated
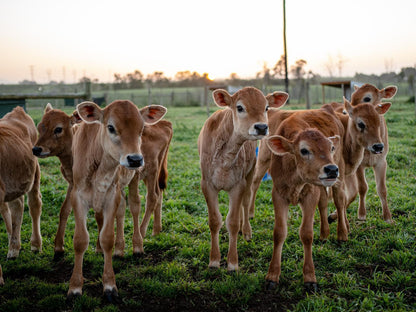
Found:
1,0 -> 415,84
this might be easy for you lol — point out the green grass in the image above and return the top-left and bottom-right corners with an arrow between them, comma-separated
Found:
1,101 -> 416,311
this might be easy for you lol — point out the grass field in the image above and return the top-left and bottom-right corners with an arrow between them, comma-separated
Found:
0,99 -> 415,311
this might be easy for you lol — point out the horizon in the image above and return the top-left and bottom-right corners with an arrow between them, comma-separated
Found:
1,0 -> 415,84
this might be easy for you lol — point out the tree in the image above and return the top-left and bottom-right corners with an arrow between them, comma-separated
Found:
126,70 -> 144,89
272,55 -> 286,79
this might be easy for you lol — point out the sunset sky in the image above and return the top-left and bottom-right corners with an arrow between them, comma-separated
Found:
1,0 -> 415,84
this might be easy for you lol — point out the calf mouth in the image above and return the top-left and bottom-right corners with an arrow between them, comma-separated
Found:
319,176 -> 338,187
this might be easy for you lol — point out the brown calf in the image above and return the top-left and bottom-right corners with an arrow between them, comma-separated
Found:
327,83 -> 397,223
0,107 -> 42,285
67,100 -> 166,300
318,98 -> 391,239
198,87 -> 288,271
264,107 -> 343,291
32,104 -> 172,259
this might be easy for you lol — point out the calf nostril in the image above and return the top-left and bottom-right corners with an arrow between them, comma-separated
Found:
324,165 -> 339,177
32,146 -> 42,156
372,143 -> 384,152
254,124 -> 268,135
127,154 -> 143,167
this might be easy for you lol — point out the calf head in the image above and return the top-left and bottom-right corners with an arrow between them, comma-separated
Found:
351,83 -> 397,106
212,87 -> 288,140
77,100 -> 166,169
33,103 -> 81,158
266,129 -> 340,187
344,98 -> 391,154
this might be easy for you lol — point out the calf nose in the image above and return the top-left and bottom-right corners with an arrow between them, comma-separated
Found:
324,164 -> 339,178
127,154 -> 144,168
32,146 -> 42,156
254,123 -> 268,136
371,143 -> 384,154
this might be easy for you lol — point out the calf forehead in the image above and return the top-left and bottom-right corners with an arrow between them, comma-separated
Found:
296,130 -> 331,152
104,101 -> 143,130
354,104 -> 380,125
39,110 -> 68,130
352,84 -> 381,103
234,87 -> 267,111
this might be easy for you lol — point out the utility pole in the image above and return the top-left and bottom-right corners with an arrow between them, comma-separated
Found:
283,0 -> 289,96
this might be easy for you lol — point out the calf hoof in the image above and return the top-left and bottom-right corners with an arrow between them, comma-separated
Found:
265,280 -> 278,290
7,249 -> 20,259
133,251 -> 144,259
53,251 -> 65,261
304,282 -> 319,294
104,288 -> 120,304
66,291 -> 81,303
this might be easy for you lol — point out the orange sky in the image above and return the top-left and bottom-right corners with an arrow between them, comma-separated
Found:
1,0 -> 415,83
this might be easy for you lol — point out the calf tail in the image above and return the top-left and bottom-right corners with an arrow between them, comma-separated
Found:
158,149 -> 169,191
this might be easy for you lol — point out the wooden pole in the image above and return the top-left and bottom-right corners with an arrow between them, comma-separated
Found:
283,0 -> 289,97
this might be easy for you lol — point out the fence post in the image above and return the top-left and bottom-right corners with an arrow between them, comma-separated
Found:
306,80 -> 311,109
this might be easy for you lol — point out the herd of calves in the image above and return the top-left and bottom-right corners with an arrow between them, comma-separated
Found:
0,83 -> 397,301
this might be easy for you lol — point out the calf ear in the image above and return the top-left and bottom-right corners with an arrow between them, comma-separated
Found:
140,105 -> 167,125
343,97 -> 353,116
212,89 -> 232,107
328,135 -> 340,151
266,135 -> 293,155
77,101 -> 103,123
44,103 -> 53,113
70,110 -> 83,125
381,86 -> 397,99
266,91 -> 289,109
375,102 -> 391,115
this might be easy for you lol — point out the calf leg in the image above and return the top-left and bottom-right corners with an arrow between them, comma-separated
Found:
113,192 -> 126,257
317,187 -> 329,241
54,185 -> 72,259
373,160 -> 392,223
28,163 -> 42,252
227,184 -> 245,271
0,203 -> 12,236
100,204 -> 118,299
299,194 -> 319,289
248,143 -> 271,218
128,174 -> 144,255
241,169 -> 254,241
332,184 -> 349,241
266,190 -> 289,286
8,197 -> 24,258
68,194 -> 89,297
201,180 -> 222,268
356,164 -> 369,221
140,174 -> 161,238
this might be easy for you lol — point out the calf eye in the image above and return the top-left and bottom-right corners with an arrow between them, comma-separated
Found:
331,145 -> 335,152
237,104 -> 245,113
265,105 -> 269,112
358,121 -> 366,131
54,127 -> 63,134
363,96 -> 371,102
300,148 -> 310,156
107,125 -> 116,134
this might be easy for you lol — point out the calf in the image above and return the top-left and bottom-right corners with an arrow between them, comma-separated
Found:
264,107 -> 343,291
67,100 -> 166,300
318,98 -> 391,239
198,87 -> 288,271
0,107 -> 42,285
327,84 -> 397,223
32,104 -> 172,259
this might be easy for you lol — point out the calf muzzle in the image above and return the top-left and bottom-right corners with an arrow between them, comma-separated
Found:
254,123 -> 268,136
126,154 -> 144,168
371,143 -> 384,154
